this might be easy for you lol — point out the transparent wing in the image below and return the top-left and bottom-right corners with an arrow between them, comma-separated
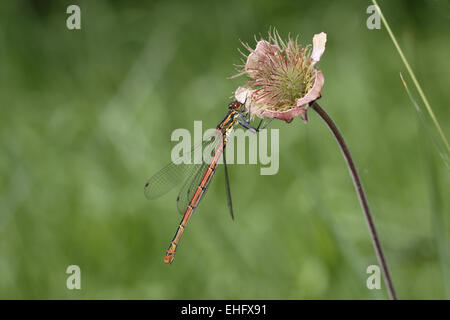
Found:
223,146 -> 234,220
144,130 -> 222,202
176,161 -> 209,215
144,159 -> 199,200
175,131 -> 223,214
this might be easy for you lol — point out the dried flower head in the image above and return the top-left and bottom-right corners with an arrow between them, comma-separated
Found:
233,29 -> 326,123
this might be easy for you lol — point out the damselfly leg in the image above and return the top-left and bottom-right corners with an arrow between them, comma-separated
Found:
237,114 -> 273,133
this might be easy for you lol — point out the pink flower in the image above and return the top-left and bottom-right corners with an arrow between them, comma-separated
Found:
234,30 -> 327,123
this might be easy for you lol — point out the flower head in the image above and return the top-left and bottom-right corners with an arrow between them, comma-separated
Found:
234,30 -> 326,123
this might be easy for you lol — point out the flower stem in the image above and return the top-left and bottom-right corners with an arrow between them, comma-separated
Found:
311,101 -> 397,300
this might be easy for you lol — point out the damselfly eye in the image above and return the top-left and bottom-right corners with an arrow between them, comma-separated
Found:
228,101 -> 243,111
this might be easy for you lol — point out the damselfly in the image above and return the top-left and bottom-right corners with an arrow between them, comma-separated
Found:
145,100 -> 271,264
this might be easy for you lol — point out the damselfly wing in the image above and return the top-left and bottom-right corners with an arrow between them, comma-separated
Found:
145,131 -> 222,212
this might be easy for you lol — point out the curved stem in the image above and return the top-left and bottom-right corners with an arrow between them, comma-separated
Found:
311,101 -> 397,300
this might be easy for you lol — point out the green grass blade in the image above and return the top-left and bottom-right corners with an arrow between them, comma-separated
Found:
372,0 -> 450,158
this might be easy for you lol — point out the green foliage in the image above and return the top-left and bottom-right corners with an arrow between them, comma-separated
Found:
0,0 -> 449,299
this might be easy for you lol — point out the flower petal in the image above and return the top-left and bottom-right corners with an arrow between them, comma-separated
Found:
245,40 -> 279,78
260,106 -> 307,123
235,86 -> 253,104
311,32 -> 327,65
235,86 -> 267,118
257,70 -> 324,123
296,70 -> 324,107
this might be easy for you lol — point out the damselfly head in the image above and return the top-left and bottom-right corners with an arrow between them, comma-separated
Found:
227,100 -> 245,112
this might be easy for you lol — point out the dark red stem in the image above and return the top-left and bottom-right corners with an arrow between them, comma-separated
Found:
311,101 -> 397,300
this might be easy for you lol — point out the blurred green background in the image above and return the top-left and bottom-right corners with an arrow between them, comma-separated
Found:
0,0 -> 449,299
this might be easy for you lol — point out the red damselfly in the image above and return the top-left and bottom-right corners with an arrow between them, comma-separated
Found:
145,100 -> 271,264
